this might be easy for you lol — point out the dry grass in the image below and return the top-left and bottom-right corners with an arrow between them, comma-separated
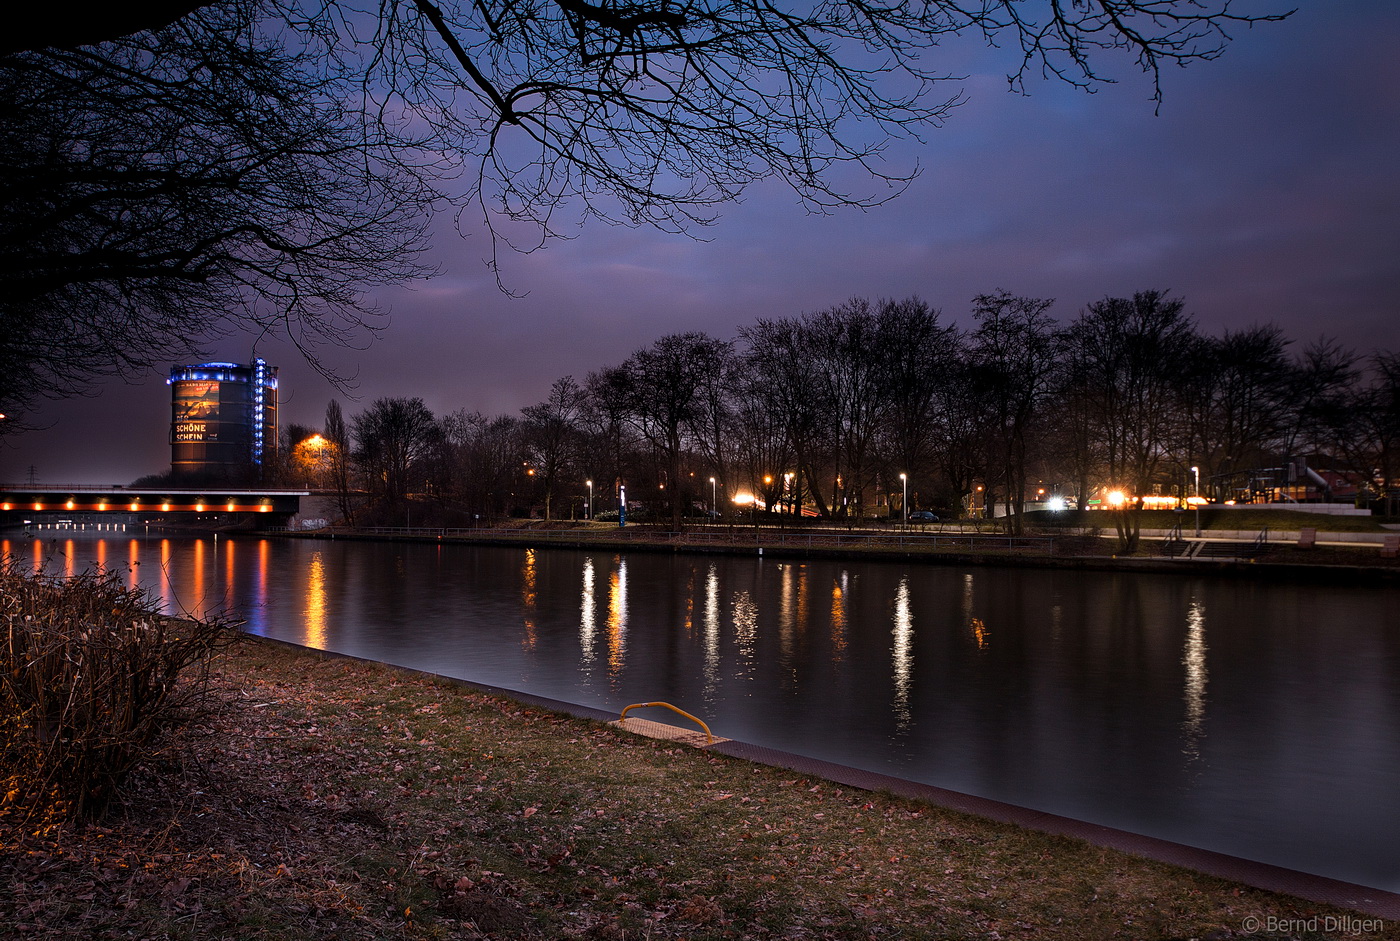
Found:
2,637 -> 1393,940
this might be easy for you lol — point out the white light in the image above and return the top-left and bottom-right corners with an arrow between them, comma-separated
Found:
1048,496 -> 1066,512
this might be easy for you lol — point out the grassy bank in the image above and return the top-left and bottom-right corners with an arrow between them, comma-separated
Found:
3,637 -> 1392,940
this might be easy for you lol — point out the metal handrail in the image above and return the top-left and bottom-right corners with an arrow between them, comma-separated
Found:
346,525 -> 1058,552
618,701 -> 714,744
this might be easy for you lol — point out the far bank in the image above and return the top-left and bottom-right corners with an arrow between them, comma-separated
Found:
267,507 -> 1400,586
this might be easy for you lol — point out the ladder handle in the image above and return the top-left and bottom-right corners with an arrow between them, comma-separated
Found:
619,701 -> 714,744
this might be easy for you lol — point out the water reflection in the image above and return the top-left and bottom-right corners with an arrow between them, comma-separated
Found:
830,570 -> 849,657
703,564 -> 721,697
5,533 -> 1399,892
257,539 -> 269,617
1182,598 -> 1208,765
732,589 -> 758,673
971,618 -> 988,649
305,551 -> 328,649
224,537 -> 237,604
579,556 -> 597,665
607,556 -> 627,681
521,548 -> 538,650
192,538 -> 205,611
891,575 -> 913,729
777,563 -> 807,681
159,539 -> 173,613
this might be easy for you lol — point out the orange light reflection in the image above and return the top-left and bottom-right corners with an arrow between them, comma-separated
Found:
304,551 -> 327,648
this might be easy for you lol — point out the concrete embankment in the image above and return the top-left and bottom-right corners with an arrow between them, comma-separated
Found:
268,524 -> 1400,586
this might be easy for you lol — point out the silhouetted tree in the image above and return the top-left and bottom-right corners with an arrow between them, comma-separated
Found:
1329,352 -> 1400,514
610,333 -> 730,530
5,0 -> 1290,275
1064,290 -> 1198,551
872,297 -> 959,514
442,410 -> 525,520
2,1 -> 1290,440
0,3 -> 432,430
1173,325 -> 1292,501
741,318 -> 825,519
522,376 -> 586,519
968,290 -> 1058,532
800,300 -> 887,519
1281,337 -> 1360,476
352,397 -> 441,508
324,399 -> 355,524
687,344 -> 741,519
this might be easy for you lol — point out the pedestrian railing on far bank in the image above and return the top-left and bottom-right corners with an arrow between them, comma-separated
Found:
316,524 -> 1058,554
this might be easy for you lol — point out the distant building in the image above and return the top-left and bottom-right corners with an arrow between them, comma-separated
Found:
168,359 -> 278,479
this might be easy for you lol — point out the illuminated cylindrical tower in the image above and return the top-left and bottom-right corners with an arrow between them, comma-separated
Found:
168,359 -> 278,478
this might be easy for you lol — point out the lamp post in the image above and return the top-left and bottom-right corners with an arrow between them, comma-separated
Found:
709,476 -> 717,519
1190,466 -> 1201,536
586,479 -> 593,520
899,473 -> 907,525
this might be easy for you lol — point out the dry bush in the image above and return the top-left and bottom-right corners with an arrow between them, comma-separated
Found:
0,563 -> 234,823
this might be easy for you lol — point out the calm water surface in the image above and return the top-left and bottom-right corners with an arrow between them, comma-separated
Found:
7,531 -> 1399,891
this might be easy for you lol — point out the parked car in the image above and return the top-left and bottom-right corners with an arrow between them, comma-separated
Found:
908,510 -> 938,522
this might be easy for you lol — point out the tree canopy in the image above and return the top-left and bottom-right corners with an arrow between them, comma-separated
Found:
0,1 -> 433,429
0,0 -> 1293,430
8,0 -> 1293,255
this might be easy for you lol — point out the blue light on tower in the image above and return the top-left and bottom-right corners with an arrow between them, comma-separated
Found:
252,358 -> 268,466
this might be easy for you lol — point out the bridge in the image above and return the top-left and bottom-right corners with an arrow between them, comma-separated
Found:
0,486 -> 306,529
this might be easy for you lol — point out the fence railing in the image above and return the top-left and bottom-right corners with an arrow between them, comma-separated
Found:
334,524 -> 1057,553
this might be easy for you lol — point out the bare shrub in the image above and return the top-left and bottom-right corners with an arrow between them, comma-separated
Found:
0,563 -> 235,823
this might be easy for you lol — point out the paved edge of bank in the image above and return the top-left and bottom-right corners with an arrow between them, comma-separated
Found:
246,635 -> 1400,921
266,529 -> 1400,587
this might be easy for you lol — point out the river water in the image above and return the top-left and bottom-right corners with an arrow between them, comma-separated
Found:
6,531 -> 1399,892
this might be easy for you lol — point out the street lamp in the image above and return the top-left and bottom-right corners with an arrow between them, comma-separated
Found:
709,476 -> 716,518
899,473 -> 907,525
1190,466 -> 1201,536
586,479 -> 593,520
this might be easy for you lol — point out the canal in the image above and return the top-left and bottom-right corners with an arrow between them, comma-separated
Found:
6,531 -> 1399,892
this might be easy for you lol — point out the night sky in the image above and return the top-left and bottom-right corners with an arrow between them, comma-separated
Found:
5,0 -> 1398,485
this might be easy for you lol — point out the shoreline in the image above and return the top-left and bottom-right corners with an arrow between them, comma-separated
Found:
267,524 -> 1400,586
9,636 -> 1398,941
261,636 -> 1400,919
